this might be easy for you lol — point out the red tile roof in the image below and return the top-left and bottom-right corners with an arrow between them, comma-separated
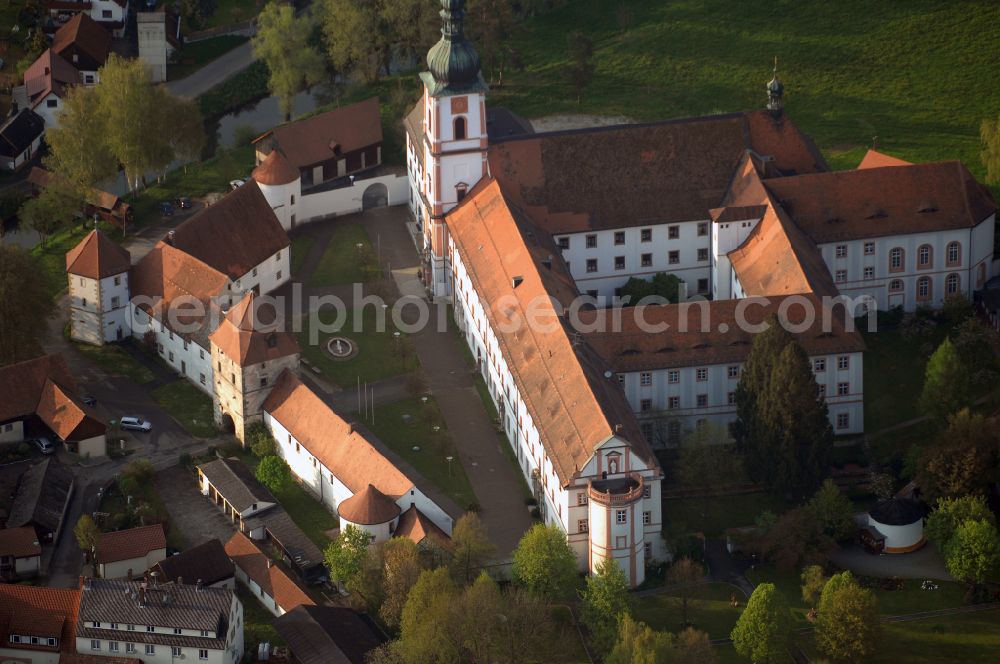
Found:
764,161 -> 997,243
253,149 -> 300,185
35,378 -> 106,442
394,506 -> 448,546
858,148 -> 912,170
95,524 -> 167,564
337,484 -> 400,525
51,13 -> 110,71
224,532 -> 315,613
253,97 -> 382,169
0,526 -> 42,558
23,49 -> 80,102
209,292 -> 300,366
0,584 -> 81,654
261,371 -> 415,498
447,179 -> 656,485
65,230 -> 132,279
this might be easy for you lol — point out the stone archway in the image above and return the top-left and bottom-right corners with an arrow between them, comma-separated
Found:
220,413 -> 235,434
362,182 -> 388,210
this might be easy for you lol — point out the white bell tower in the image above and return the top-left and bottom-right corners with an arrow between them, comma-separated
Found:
418,0 -> 489,298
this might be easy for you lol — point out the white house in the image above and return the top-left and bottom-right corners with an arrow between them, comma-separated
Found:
95,524 -> 168,581
0,527 -> 42,580
66,230 -> 133,345
75,578 -> 244,664
0,109 -> 45,172
224,532 -> 315,618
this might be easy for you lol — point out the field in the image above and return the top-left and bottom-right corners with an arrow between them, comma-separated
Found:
307,223 -> 381,287
490,0 -> 1000,185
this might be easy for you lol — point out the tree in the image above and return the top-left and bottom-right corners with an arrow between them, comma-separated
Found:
925,495 -> 995,551
324,524 -> 370,590
321,0 -> 389,84
581,558 -> 632,655
246,422 -> 276,457
16,28 -> 49,76
511,523 -> 578,599
731,583 -> 793,663
673,627 -> 716,664
448,512 -> 495,583
800,564 -> 828,606
253,2 -> 326,121
982,114 -> 1000,185
565,30 -> 595,103
952,317 -> 1000,388
18,177 -> 85,244
0,245 -> 48,365
920,337 -> 973,424
466,0 -> 520,84
666,557 -> 704,627
816,583 -> 881,661
916,409 -> 1000,501
254,455 -> 292,492
817,571 -> 857,616
758,507 -> 835,570
45,86 -> 118,189
376,537 -> 426,629
167,97 -> 206,171
807,479 -> 856,541
396,568 -> 458,664
618,273 -> 683,305
380,0 -> 440,63
945,519 -> 1000,585
676,425 -> 744,495
74,514 -> 101,553
606,614 -> 673,664
178,0 -> 217,27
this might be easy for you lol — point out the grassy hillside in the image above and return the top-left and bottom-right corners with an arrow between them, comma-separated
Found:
488,0 -> 1000,175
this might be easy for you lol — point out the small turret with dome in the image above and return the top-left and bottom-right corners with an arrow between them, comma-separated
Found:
421,0 -> 488,97
767,57 -> 784,114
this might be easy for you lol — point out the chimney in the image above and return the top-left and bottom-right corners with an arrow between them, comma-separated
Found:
347,423 -> 354,434
150,571 -> 159,587
166,230 -> 175,245
177,576 -> 183,586
127,569 -> 133,582
196,579 -> 203,591
138,586 -> 146,607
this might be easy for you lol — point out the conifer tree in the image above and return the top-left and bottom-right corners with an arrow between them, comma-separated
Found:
731,583 -> 793,663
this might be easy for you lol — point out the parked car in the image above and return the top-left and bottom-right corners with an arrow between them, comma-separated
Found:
81,395 -> 97,407
229,179 -> 245,190
175,196 -> 192,209
160,201 -> 174,216
32,437 -> 55,455
120,416 -> 152,432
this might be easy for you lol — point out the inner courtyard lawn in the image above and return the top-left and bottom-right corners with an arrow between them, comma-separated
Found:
663,492 -> 788,538
151,380 -> 217,438
364,397 -> 478,510
72,342 -> 155,385
306,223 -> 381,287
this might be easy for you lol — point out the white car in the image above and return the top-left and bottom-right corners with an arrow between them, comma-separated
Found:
120,416 -> 152,432
229,179 -> 246,190
33,437 -> 55,455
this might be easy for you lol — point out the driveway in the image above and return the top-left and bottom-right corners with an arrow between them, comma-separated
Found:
829,542 -> 953,580
155,464 -> 236,551
166,40 -> 256,99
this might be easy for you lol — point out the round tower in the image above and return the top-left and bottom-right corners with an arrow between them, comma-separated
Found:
252,150 -> 301,231
337,484 -> 401,544
588,473 -> 646,587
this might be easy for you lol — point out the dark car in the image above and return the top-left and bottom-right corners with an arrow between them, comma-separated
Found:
160,201 -> 174,216
175,196 -> 192,209
82,395 -> 97,407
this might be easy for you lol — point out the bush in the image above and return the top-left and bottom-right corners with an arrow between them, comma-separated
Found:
198,61 -> 270,120
231,124 -> 258,148
246,422 -> 276,457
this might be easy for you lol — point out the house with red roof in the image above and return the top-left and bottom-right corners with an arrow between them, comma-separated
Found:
95,524 -> 167,580
224,532 -> 315,618
43,0 -> 130,38
0,583 -> 81,661
0,526 -> 43,579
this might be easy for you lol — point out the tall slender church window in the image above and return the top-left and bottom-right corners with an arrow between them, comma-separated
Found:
454,116 -> 467,140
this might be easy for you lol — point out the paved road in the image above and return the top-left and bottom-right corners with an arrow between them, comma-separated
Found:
166,40 -> 257,99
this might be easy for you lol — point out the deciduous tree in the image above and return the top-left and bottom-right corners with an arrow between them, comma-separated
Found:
981,114 -> 1000,185
945,519 -> 1000,585
666,557 -> 704,627
324,524 -> 370,590
448,512 -> 495,583
806,479 -> 856,541
606,614 -> 673,664
920,337 -> 973,424
925,495 -> 995,551
377,537 -> 426,629
396,567 -> 458,663
800,564 -> 827,606
466,0 -> 520,84
253,2 -> 326,121
673,627 -> 716,664
320,0 -> 389,84
816,583 -> 881,661
581,558 -> 632,655
511,523 -> 578,599
758,507 -> 835,570
17,178 -> 85,244
74,514 -> 101,553
246,422 -> 276,458
917,409 -> 1000,501
0,245 -> 49,365
817,571 -> 857,616
731,583 -> 793,663
565,30 -> 595,103
254,455 -> 292,492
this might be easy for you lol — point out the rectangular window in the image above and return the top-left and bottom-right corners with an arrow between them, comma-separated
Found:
200,649 -> 209,660
696,368 -> 708,381
585,234 -> 597,248
728,391 -> 736,405
835,245 -> 847,258
578,492 -> 588,506
91,640 -> 100,651
835,269 -> 848,283
863,266 -> 875,280
200,373 -> 206,385
252,268 -> 258,277
173,628 -> 182,635
697,222 -> 708,237
615,256 -> 625,270
616,509 -> 627,524
640,399 -> 652,412
146,645 -> 155,656
640,372 -> 652,386
696,394 -> 708,407
92,622 -> 101,628
643,511 -> 651,525
578,518 -> 589,533
47,98 -> 58,108
668,250 -> 680,265
837,382 -> 850,396
837,412 -> 850,429
837,356 -> 849,370
668,396 -> 680,409
127,643 -> 136,653
111,296 -> 120,308
697,278 -> 709,293
818,384 -> 826,398
558,237 -> 569,249
614,231 -> 625,245
668,225 -> 679,239
641,228 -> 653,242
127,625 -> 134,631
173,647 -> 182,657
697,248 -> 709,262
864,241 -> 875,255
146,626 -> 154,633
728,365 -> 739,379
668,370 -> 680,384
586,259 -> 598,273
260,377 -> 268,387
641,253 -> 652,267
814,358 -> 826,372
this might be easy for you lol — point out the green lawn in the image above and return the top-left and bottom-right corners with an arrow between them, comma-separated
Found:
307,223 -> 380,287
194,0 -> 266,31
490,0 -> 1000,187
634,583 -> 745,640
297,307 -> 417,388
290,234 -> 316,276
365,397 -> 478,510
237,585 -> 285,654
132,145 -> 255,227
73,342 -> 154,385
868,609 -> 1000,663
664,493 -> 788,538
167,35 -> 249,80
151,380 -> 217,438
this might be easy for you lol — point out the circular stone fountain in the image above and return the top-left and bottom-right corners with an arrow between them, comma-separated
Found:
325,336 -> 359,361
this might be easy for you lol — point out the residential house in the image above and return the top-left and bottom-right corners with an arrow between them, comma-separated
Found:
273,605 -> 385,664
0,583 -> 81,664
6,458 -> 75,544
151,539 -> 235,590
252,98 -> 383,189
75,578 -> 244,664
19,49 -> 82,127
0,526 -> 42,579
43,0 -> 131,38
95,524 -> 168,580
51,14 -> 111,84
0,108 -> 45,171
0,353 -> 107,456
224,532 -> 314,618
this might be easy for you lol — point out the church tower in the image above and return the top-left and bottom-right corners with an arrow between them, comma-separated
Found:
418,0 -> 489,297
767,58 -> 784,114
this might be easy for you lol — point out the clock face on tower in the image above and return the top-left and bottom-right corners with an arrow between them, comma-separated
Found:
451,96 -> 468,113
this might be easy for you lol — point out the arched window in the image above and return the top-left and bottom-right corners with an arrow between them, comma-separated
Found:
454,116 -> 467,140
888,279 -> 904,293
916,276 -> 932,301
455,182 -> 468,202
917,244 -> 932,269
946,241 -> 961,266
889,247 -> 904,272
946,273 -> 961,294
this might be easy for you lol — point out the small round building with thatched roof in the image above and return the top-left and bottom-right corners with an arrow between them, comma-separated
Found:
867,498 -> 925,553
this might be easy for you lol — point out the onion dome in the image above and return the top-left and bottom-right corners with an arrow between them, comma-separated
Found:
252,150 -> 299,186
767,57 -> 784,112
338,484 -> 401,525
423,0 -> 486,96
